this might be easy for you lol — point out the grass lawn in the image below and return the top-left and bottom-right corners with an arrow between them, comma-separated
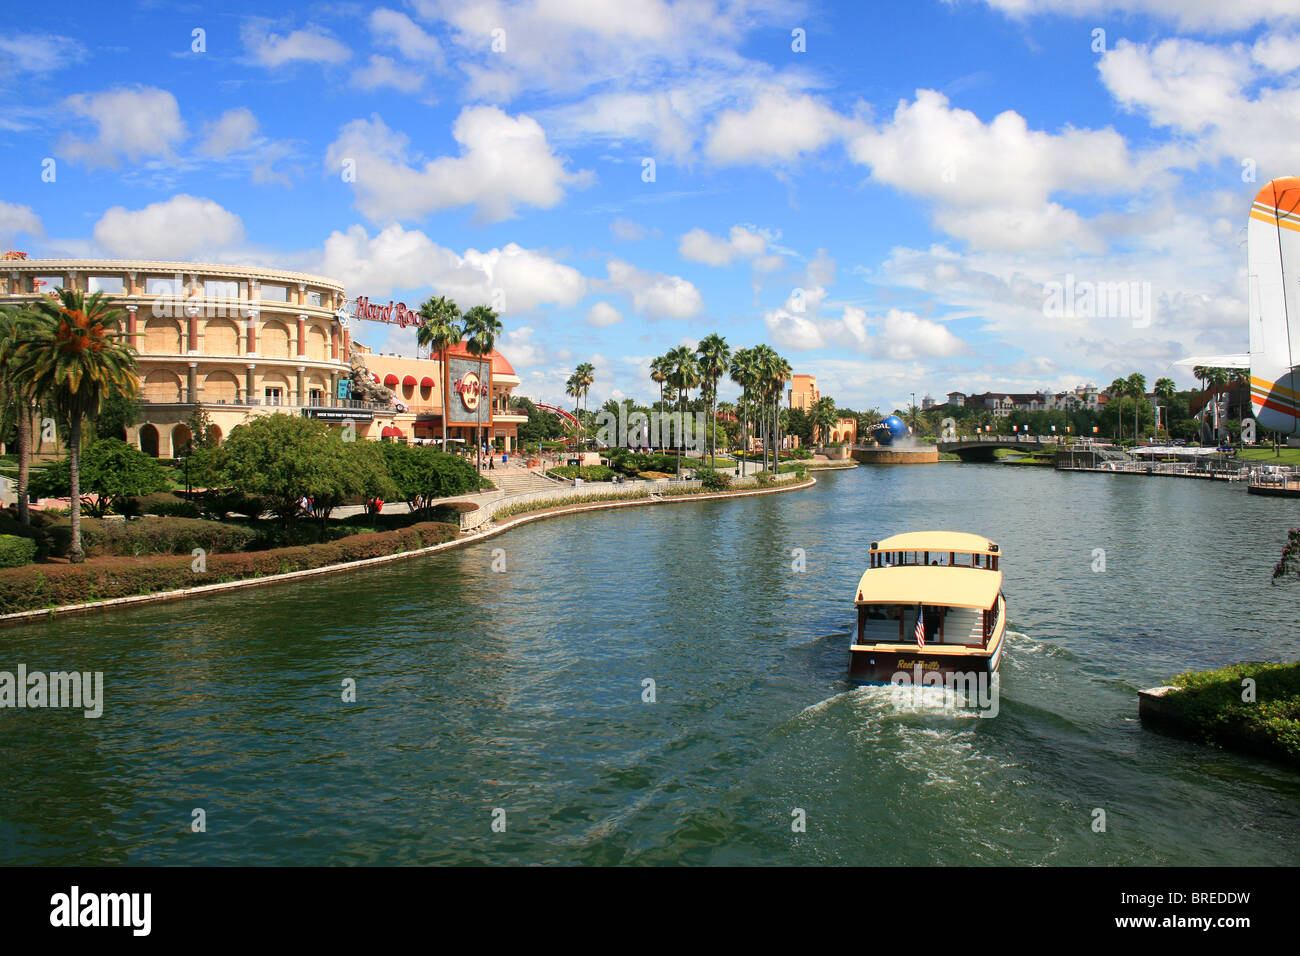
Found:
1236,447 -> 1300,466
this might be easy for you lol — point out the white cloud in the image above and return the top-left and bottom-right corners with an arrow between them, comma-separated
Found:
679,224 -> 778,267
370,9 -> 445,66
1099,37 -> 1300,172
316,223 -> 586,313
197,108 -> 259,157
0,201 -> 44,239
705,88 -> 849,165
93,195 -> 244,259
602,259 -> 704,320
0,33 -> 86,75
966,0 -> 1300,32
58,86 -> 186,167
586,301 -> 622,327
847,89 -> 1138,252
352,55 -> 427,94
325,107 -> 589,223
765,293 -> 968,360
241,20 -> 350,68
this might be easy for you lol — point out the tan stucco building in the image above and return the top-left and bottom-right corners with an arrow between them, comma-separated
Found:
0,258 -> 525,456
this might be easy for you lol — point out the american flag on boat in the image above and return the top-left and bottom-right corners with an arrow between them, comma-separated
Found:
914,605 -> 925,647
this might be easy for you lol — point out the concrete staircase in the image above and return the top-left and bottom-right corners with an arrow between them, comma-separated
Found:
487,468 -> 562,495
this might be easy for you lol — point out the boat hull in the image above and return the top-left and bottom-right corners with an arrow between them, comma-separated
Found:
849,613 -> 1005,685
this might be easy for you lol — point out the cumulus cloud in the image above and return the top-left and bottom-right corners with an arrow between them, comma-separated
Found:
58,86 -> 186,167
93,195 -> 245,259
1099,37 -> 1300,172
601,259 -> 704,320
611,217 -> 659,241
197,108 -> 259,157
765,292 -> 969,360
679,224 -> 775,266
586,301 -> 622,327
325,107 -> 590,223
315,223 -> 586,313
241,21 -> 351,67
0,201 -> 44,240
847,89 -> 1139,252
705,88 -> 850,166
369,8 -> 445,67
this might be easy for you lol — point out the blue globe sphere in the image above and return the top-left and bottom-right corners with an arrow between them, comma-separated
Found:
870,415 -> 908,446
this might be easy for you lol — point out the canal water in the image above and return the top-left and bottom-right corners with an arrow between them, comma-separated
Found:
2,465 -> 1298,865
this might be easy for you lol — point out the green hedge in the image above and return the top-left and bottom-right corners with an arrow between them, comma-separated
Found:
44,517 -> 261,558
134,492 -> 201,518
0,509 -> 56,560
547,465 -> 616,481
0,521 -> 459,615
1166,661 -> 1300,766
0,535 -> 37,569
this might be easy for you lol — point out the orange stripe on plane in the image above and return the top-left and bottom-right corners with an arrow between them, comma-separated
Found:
1252,376 -> 1300,401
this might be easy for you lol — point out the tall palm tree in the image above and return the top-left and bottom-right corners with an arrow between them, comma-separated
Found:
416,295 -> 462,451
12,289 -> 138,562
665,345 -> 700,473
1153,377 -> 1176,437
772,353 -> 792,469
565,373 -> 582,447
0,306 -> 40,526
575,361 -> 595,448
1108,376 -> 1128,440
696,333 -> 731,464
649,356 -> 669,419
728,348 -> 756,476
460,304 -> 502,471
1126,372 -> 1147,442
812,395 -> 838,445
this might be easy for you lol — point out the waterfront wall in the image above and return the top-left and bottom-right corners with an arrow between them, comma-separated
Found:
851,446 -> 939,464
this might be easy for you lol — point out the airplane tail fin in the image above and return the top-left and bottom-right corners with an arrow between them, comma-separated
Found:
1248,177 -> 1300,435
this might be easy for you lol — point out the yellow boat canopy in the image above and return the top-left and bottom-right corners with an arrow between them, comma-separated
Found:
855,565 -> 1002,610
872,531 -> 997,555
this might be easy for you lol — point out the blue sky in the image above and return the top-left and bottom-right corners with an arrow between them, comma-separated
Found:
2,0 -> 1297,411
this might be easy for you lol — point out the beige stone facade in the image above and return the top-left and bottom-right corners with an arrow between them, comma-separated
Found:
0,259 -> 525,456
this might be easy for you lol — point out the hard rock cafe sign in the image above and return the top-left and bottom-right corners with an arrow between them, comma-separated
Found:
351,295 -> 422,328
454,371 -> 489,411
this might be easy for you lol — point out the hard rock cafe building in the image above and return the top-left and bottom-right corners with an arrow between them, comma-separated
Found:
0,258 -> 525,456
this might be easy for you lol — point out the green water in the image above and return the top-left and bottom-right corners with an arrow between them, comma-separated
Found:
2,465 -> 1298,864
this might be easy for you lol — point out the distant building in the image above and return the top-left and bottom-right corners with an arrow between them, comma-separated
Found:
921,394 -> 936,410
946,391 -> 966,407
788,374 -> 820,411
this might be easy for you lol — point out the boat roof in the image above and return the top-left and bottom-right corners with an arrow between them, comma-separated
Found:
855,565 -> 1002,610
872,531 -> 998,554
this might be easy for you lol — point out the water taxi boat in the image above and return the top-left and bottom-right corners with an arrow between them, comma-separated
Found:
850,531 -> 1006,683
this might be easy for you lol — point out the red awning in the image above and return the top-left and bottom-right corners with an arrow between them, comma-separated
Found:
402,374 -> 417,387
370,373 -> 379,382
381,426 -> 397,437
420,376 -> 435,388
383,373 -> 399,386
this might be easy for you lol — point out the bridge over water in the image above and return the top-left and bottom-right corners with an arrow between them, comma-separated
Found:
935,436 -> 1060,461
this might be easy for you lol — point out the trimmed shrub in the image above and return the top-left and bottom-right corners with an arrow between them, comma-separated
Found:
0,509 -> 55,560
134,492 -> 200,518
45,517 -> 260,558
547,465 -> 616,481
0,535 -> 37,568
696,467 -> 731,491
0,521 -> 459,615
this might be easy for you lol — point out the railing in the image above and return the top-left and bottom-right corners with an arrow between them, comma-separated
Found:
138,397 -> 395,412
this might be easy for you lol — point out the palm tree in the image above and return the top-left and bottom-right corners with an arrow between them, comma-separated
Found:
416,295 -> 462,451
1108,376 -> 1128,440
728,348 -> 756,476
905,403 -> 923,435
696,333 -> 731,464
575,361 -> 595,447
1126,372 -> 1147,442
565,373 -> 582,447
0,306 -> 39,526
12,289 -> 138,562
1153,377 -> 1176,437
812,396 -> 838,446
460,304 -> 503,471
665,345 -> 700,473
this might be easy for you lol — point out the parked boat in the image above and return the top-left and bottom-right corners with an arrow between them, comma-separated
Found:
850,531 -> 1006,683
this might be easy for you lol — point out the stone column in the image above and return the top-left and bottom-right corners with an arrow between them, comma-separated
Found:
187,362 -> 198,404
125,305 -> 138,349
296,367 -> 306,407
186,304 -> 200,355
246,365 -> 256,405
329,372 -> 339,408
297,314 -> 307,357
330,326 -> 339,361
246,308 -> 259,354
